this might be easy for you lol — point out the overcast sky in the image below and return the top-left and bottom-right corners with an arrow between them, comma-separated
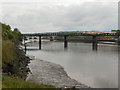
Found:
0,0 -> 119,33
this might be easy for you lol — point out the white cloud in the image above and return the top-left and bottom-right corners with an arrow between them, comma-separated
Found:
1,1 -> 118,33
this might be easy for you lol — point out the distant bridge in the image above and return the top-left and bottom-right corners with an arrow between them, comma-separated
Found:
22,33 -> 120,51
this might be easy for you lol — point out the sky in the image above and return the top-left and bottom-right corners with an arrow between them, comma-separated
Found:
0,0 -> 119,33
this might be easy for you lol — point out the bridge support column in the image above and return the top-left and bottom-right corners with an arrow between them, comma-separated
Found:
118,36 -> 120,89
118,36 -> 120,53
118,36 -> 120,45
25,44 -> 26,54
92,35 -> 97,51
39,36 -> 41,50
50,36 -> 53,41
24,36 -> 26,53
23,36 -> 26,44
64,36 -> 68,48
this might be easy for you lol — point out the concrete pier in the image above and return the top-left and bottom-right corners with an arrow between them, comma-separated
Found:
92,35 -> 97,51
50,36 -> 53,41
39,36 -> 41,50
64,36 -> 68,48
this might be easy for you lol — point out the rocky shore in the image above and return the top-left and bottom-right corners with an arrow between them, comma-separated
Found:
26,56 -> 89,88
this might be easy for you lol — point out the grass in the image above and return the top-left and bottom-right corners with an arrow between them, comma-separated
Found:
2,75 -> 55,88
2,40 -> 16,67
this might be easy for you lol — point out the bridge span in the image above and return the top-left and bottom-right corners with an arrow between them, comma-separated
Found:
22,33 -> 120,52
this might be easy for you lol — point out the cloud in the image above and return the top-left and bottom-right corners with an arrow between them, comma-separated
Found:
1,1 -> 118,33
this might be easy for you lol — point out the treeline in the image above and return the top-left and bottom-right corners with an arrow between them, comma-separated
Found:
112,30 -> 120,33
2,22 -> 30,79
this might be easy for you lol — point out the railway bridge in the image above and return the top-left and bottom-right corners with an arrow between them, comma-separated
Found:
22,33 -> 120,51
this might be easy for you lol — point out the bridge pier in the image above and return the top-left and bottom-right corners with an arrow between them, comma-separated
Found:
23,36 -> 27,53
64,36 -> 68,48
118,36 -> 120,45
50,36 -> 53,41
23,36 -> 25,45
92,35 -> 97,51
24,44 -> 26,54
118,36 -> 120,53
118,36 -> 120,89
39,36 -> 41,50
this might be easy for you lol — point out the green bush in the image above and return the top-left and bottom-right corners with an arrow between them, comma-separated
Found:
2,23 -> 22,44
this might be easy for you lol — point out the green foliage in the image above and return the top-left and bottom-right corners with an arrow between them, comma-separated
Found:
2,40 -> 16,67
2,23 -> 22,44
2,40 -> 30,78
12,28 -> 22,43
0,40 -> 2,66
2,75 -> 54,88
2,23 -> 29,78
112,30 -> 120,33
2,24 -> 12,40
1,23 -> 55,88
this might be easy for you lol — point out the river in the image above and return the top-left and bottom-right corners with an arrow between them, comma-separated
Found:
26,40 -> 118,88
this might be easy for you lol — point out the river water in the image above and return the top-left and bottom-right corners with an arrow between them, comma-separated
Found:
26,41 -> 118,88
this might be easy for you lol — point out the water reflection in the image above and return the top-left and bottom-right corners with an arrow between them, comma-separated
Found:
26,41 -> 118,88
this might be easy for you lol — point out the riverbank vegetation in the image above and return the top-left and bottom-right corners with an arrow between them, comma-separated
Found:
2,23 -> 30,78
1,22 -> 54,88
2,23 -> 22,44
2,75 -> 54,88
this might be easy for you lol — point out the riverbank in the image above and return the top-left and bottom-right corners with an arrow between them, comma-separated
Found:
26,55 -> 89,88
1,23 -> 56,88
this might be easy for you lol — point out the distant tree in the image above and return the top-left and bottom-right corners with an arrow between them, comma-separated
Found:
116,30 -> 120,33
2,24 -> 14,40
12,28 -> 22,43
112,30 -> 120,33
13,28 -> 21,34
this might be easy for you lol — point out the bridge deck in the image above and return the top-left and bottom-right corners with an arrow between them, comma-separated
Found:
22,33 -> 120,36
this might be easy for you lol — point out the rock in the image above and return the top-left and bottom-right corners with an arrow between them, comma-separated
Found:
26,54 -> 35,60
